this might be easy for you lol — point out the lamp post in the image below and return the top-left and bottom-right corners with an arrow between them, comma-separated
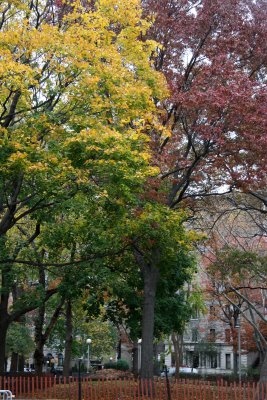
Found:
138,339 -> 142,372
234,318 -> 241,383
86,338 -> 92,373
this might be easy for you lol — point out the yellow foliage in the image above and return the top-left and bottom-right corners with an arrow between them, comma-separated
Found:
0,0 -> 169,236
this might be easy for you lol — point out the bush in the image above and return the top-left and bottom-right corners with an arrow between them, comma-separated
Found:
115,360 -> 129,371
246,367 -> 260,380
103,360 -> 129,371
103,362 -> 117,369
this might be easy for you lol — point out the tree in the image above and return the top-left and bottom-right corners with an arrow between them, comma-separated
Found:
128,205 -> 199,379
206,246 -> 267,381
85,225 -> 197,376
133,0 -> 267,379
47,299 -> 117,367
0,0 -> 168,373
6,322 -> 34,373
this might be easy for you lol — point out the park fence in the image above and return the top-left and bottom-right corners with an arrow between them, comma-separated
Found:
0,376 -> 266,400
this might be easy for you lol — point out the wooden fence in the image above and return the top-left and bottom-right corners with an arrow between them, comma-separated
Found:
0,376 -> 266,400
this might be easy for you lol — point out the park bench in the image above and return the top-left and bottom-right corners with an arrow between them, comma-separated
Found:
0,390 -> 13,399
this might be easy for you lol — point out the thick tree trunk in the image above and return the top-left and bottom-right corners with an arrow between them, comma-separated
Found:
0,322 -> 8,373
172,332 -> 183,379
140,263 -> 159,380
18,355 -> 24,372
63,300 -> 73,378
34,346 -> 45,375
9,353 -> 24,373
10,352 -> 19,373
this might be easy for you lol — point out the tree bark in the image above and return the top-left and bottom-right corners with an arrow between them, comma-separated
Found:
34,262 -> 64,374
117,338 -> 122,360
0,321 -> 8,373
140,262 -> 159,380
0,259 -> 11,373
34,346 -> 45,375
172,332 -> 183,379
63,300 -> 73,378
10,352 -> 18,373
9,353 -> 24,373
34,264 -> 46,375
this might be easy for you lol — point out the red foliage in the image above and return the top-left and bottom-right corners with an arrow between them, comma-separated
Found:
143,0 -> 267,205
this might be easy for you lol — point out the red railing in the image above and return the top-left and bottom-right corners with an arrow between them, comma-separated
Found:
0,376 -> 266,400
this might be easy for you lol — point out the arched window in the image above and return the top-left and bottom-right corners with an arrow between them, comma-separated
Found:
58,353 -> 64,367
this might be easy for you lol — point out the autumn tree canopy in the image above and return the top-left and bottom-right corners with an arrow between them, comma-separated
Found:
0,0 -> 170,374
0,0 -> 267,380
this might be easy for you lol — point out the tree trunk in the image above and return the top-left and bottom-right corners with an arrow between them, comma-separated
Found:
172,332 -> 183,379
34,295 -> 45,375
18,355 -> 24,372
9,353 -> 24,373
0,322 -> 8,373
233,351 -> 238,375
10,352 -> 18,373
0,262 -> 11,373
63,300 -> 73,378
33,263 -> 64,375
140,263 -> 159,380
117,338 -> 122,360
34,346 -> 45,375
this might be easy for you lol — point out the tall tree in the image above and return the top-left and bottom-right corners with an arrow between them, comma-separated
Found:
207,247 -> 267,381
133,0 -> 267,378
0,0 -> 168,373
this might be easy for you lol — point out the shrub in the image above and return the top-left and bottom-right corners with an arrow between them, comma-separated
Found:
115,360 -> 129,371
103,362 -> 117,369
103,360 -> 129,371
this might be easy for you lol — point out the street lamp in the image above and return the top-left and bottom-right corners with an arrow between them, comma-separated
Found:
138,339 -> 142,372
86,338 -> 92,373
234,318 -> 241,383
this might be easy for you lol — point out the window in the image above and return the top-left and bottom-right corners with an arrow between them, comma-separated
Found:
192,328 -> 198,342
199,353 -> 206,367
210,354 -> 217,368
58,353 -> 63,367
193,354 -> 199,368
185,351 -> 193,367
210,329 -> 216,341
225,329 -> 231,342
225,354 -> 231,369
217,353 -> 221,368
